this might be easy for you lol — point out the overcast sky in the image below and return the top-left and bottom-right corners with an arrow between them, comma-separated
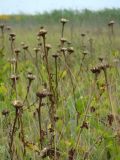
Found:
0,0 -> 120,14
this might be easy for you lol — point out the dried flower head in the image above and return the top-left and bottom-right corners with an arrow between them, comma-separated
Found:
27,72 -> 36,81
82,50 -> 88,56
60,37 -> 67,43
91,66 -> 101,74
2,109 -> 9,116
60,18 -> 68,24
23,45 -> 28,50
46,44 -> 52,51
10,74 -> 19,81
81,33 -> 86,37
52,53 -> 59,58
67,47 -> 74,54
36,89 -> 52,99
98,63 -> 110,71
9,33 -> 16,38
61,47 -> 67,52
14,49 -> 20,54
12,100 -> 23,109
0,24 -> 4,30
108,20 -> 115,26
34,47 -> 40,53
38,27 -> 47,37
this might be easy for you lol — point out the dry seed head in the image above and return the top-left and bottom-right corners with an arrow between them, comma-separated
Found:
6,26 -> 11,31
60,18 -> 68,24
52,53 -> 59,58
2,109 -> 9,116
98,56 -> 104,62
108,20 -> 115,26
81,33 -> 86,37
46,44 -> 52,50
12,100 -> 23,109
27,72 -> 36,81
82,50 -> 88,56
0,24 -> 4,29
36,89 -> 52,99
67,47 -> 74,54
23,45 -> 28,50
38,27 -> 47,37
91,66 -> 101,74
9,33 -> 16,38
33,47 -> 40,53
10,74 -> 19,81
14,49 -> 20,54
98,63 -> 110,70
60,37 -> 67,43
61,47 -> 67,52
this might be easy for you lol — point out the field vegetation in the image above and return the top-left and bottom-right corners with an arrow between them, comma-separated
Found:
0,9 -> 120,160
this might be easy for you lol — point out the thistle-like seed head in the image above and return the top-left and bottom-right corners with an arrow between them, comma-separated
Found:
91,67 -> 101,74
81,33 -> 86,37
38,27 -> 47,37
9,33 -> 16,38
27,72 -> 36,81
14,49 -> 20,54
60,18 -> 68,24
108,20 -> 115,26
82,50 -> 88,56
67,47 -> 74,54
61,47 -> 67,52
34,47 -> 40,53
12,100 -> 23,109
23,45 -> 28,50
98,63 -> 110,70
36,89 -> 52,99
0,24 -> 4,30
52,53 -> 59,58
46,44 -> 52,51
2,109 -> 9,116
10,74 -> 19,81
60,37 -> 67,43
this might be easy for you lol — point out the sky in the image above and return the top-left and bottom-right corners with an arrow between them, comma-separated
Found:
0,0 -> 120,14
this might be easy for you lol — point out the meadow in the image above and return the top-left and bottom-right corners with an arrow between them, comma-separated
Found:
0,9 -> 120,160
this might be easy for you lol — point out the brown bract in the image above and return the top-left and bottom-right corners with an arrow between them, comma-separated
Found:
12,100 -> 23,109
2,109 -> 9,116
91,66 -> 101,74
52,54 -> 59,58
81,33 -> 86,37
9,33 -> 16,38
46,44 -> 51,50
34,47 -> 40,53
60,18 -> 69,24
14,49 -> 20,54
98,63 -> 110,70
67,47 -> 74,54
60,37 -> 67,43
108,20 -> 115,26
10,74 -> 19,81
38,28 -> 47,37
0,24 -> 4,29
23,45 -> 28,50
82,50 -> 88,56
27,72 -> 36,81
36,89 -> 52,99
61,47 -> 67,52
